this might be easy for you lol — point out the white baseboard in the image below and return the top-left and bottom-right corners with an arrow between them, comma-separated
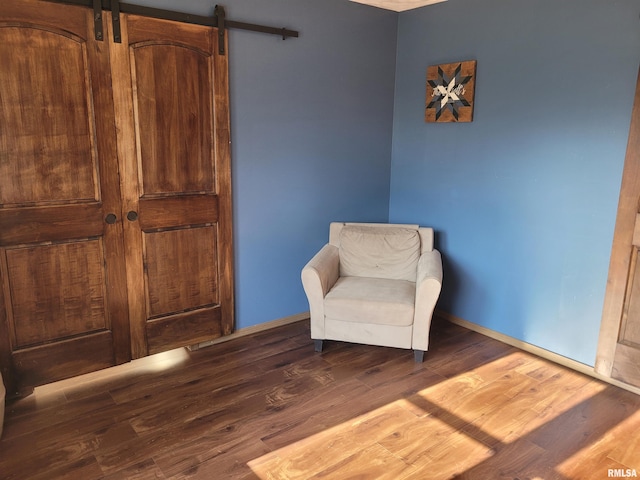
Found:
437,310 -> 640,396
189,312 -> 310,350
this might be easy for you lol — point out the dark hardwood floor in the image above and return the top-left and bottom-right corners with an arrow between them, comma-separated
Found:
1,315 -> 639,479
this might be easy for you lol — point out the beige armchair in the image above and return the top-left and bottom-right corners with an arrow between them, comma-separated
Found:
301,222 -> 442,362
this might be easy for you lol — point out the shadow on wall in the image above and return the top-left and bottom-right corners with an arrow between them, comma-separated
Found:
434,230 -> 467,315
434,228 -> 532,344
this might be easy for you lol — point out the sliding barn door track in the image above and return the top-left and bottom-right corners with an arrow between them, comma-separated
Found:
50,0 -> 299,54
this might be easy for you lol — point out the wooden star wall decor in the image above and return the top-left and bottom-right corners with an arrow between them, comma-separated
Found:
425,60 -> 476,123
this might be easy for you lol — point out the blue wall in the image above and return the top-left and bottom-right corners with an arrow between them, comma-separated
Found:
226,1 -> 397,328
132,0 -> 398,328
390,0 -> 640,365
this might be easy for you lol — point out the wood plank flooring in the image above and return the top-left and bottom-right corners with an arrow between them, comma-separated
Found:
1,315 -> 639,479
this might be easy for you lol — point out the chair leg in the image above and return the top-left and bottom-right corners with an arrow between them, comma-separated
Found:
314,339 -> 324,352
414,349 -> 425,363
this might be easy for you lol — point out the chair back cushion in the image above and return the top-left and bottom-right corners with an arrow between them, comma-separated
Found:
339,225 -> 420,281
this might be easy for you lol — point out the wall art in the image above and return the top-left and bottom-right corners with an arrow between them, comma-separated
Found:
425,60 -> 476,123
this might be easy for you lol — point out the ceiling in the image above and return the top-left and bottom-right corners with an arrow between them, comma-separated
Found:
349,0 -> 447,12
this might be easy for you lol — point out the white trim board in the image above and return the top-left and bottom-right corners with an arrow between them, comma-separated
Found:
437,310 -> 640,396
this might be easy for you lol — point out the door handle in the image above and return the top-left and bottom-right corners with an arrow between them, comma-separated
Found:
127,211 -> 138,221
105,213 -> 117,224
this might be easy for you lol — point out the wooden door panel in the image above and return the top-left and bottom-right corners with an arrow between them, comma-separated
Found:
611,342 -> 640,387
6,241 -> 108,347
0,26 -> 98,205
131,43 -> 215,196
146,308 -> 222,355
620,248 -> 640,348
12,332 -> 116,388
612,343 -> 640,386
0,0 -> 130,394
144,227 -> 218,317
611,214 -> 640,386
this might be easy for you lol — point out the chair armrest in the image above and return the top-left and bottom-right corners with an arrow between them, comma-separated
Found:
412,249 -> 443,351
301,244 -> 340,339
416,249 -> 443,286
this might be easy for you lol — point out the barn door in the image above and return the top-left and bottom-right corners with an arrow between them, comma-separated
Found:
596,67 -> 640,388
109,14 -> 234,358
0,0 -> 234,394
0,0 -> 131,394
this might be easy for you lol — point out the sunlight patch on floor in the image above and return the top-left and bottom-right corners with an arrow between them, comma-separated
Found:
249,352 -> 610,479
555,407 -> 640,478
413,352 -> 607,444
248,397 -> 492,479
32,347 -> 190,400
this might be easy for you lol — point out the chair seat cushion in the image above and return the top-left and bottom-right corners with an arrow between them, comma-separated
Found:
324,276 -> 416,326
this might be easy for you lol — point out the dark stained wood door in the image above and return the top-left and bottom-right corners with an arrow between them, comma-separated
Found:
0,0 -> 131,394
109,14 -> 234,358
0,0 -> 234,394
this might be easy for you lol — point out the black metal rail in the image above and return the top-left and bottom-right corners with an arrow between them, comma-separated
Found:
48,0 -> 299,54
